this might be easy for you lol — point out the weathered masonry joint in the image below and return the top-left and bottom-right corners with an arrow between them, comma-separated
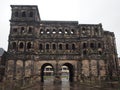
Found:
6,5 -> 119,82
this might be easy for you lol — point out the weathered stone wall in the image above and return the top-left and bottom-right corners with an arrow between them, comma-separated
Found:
6,5 -> 119,82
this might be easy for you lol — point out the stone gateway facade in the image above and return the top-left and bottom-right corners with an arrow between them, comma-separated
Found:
6,5 -> 119,82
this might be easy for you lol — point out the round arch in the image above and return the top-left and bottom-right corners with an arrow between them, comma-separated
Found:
40,63 -> 54,82
62,63 -> 74,82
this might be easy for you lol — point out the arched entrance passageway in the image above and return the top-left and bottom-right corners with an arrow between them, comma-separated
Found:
61,65 -> 69,81
61,63 -> 74,82
40,63 -> 54,82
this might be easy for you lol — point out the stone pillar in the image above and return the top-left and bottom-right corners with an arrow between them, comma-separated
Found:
31,57 -> 35,84
77,61 -> 79,81
97,60 -> 100,80
73,70 -> 78,82
54,61 -> 61,84
104,59 -> 109,80
74,61 -> 80,82
22,61 -> 25,77
21,61 -> 25,86
89,60 -> 92,81
13,60 -> 16,80
31,57 -> 34,76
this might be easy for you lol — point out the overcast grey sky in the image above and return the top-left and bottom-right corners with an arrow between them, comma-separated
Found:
0,0 -> 120,57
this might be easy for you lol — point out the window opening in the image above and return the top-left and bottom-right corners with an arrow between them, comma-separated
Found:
66,44 -> 69,50
59,44 -> 62,50
52,29 -> 56,34
98,43 -> 101,48
19,42 -> 24,49
65,29 -> 68,34
95,27 -> 98,31
71,29 -> 74,34
59,29 -> 62,34
83,43 -> 87,48
90,43 -> 95,48
40,29 -> 44,34
39,44 -> 43,50
28,27 -> 32,33
46,29 -> 50,34
12,42 -> 16,49
21,27 -> 25,33
29,11 -> 33,17
72,44 -> 75,50
22,11 -> 26,17
52,44 -> 56,50
27,42 -> 32,49
46,44 -> 49,49
82,27 -> 86,30
98,51 -> 102,55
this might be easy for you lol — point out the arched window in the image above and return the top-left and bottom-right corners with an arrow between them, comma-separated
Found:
95,27 -> 98,31
22,11 -> 26,17
98,51 -> 102,55
98,43 -> 101,48
12,42 -> 16,49
52,29 -> 56,34
46,29 -> 50,34
29,11 -> 33,17
72,44 -> 75,50
46,44 -> 49,49
15,11 -> 18,17
21,27 -> 24,30
90,43 -> 95,48
82,27 -> 86,30
59,29 -> 62,34
39,44 -> 43,50
21,27 -> 25,33
40,29 -> 44,34
94,27 -> 98,36
83,43 -> 87,48
19,42 -> 24,49
27,42 -> 32,49
59,44 -> 62,50
28,27 -> 32,33
66,44 -> 69,50
52,44 -> 56,50
65,29 -> 68,34
71,29 -> 74,34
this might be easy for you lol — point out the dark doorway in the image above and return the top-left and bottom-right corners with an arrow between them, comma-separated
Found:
62,63 -> 74,82
41,63 -> 54,82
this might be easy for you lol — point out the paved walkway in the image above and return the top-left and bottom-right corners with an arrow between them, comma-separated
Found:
24,81 -> 119,90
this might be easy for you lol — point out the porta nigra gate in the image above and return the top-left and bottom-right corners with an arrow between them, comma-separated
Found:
6,5 -> 119,83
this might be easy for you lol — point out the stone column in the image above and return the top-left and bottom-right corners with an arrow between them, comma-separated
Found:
21,60 -> 25,86
13,60 -> 16,80
74,62 -> 79,82
79,60 -> 83,82
73,70 -> 78,82
78,60 -> 82,81
54,60 -> 61,84
31,56 -> 35,84
97,60 -> 100,80
89,60 -> 92,81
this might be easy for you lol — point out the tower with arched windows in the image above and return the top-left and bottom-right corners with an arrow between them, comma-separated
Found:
6,5 -> 119,83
